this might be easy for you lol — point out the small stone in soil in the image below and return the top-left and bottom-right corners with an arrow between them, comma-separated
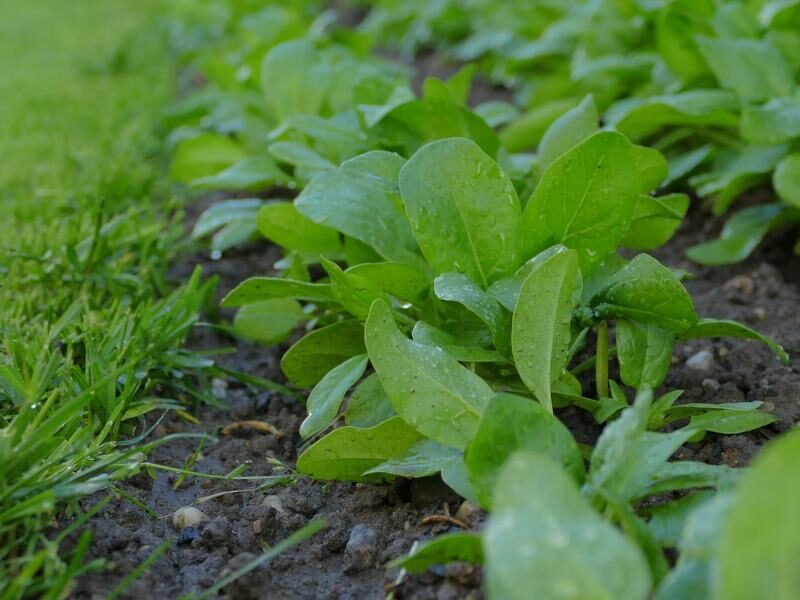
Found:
172,506 -> 208,530
686,349 -> 714,372
702,378 -> 721,393
176,526 -> 202,546
344,523 -> 379,574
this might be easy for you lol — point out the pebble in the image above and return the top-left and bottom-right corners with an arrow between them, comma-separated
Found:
702,378 -> 720,393
686,349 -> 714,372
723,275 -> 755,295
753,307 -> 766,320
173,507 -> 208,530
454,500 -> 480,523
200,516 -> 230,547
344,524 -> 379,573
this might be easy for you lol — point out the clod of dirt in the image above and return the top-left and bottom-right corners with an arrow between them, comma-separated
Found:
177,526 -> 202,546
686,349 -> 714,371
220,552 -> 270,599
344,524 -> 379,574
173,506 -> 208,530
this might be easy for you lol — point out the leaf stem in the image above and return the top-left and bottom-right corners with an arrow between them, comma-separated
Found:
596,320 -> 609,399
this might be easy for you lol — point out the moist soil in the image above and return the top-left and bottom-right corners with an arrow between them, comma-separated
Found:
65,65 -> 799,600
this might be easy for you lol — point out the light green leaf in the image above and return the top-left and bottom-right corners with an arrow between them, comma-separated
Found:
399,137 -> 522,287
606,91 -> 739,141
300,354 -> 369,439
344,373 -> 396,428
345,262 -> 431,304
411,322 -> 505,363
365,438 -> 461,478
389,532 -> 483,573
434,273 -> 511,354
485,451 -> 651,600
296,151 -> 425,269
617,321 -> 674,390
716,430 -> 800,600
774,153 -> 800,208
321,258 -> 388,320
522,131 -> 639,271
686,204 -> 789,265
622,193 -> 690,251
296,417 -> 424,481
170,134 -> 246,183
256,201 -> 341,255
678,318 -> 789,364
590,254 -> 697,332
537,94 -> 598,171
466,393 -> 584,508
261,39 -> 330,121
192,156 -> 291,190
689,409 -> 776,434
365,300 -> 492,449
633,145 -> 669,193
742,99 -> 800,145
221,277 -> 333,307
512,247 -> 581,411
281,320 -> 366,388
233,298 -> 305,345
696,36 -> 794,103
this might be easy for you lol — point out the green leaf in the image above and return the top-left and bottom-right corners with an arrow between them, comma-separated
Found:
686,204 -> 789,265
389,532 -> 483,573
192,199 -> 262,240
299,355 -> 369,439
281,320 -> 366,388
655,1 -> 714,83
170,134 -> 246,183
296,417 -> 424,481
411,322 -> 505,363
192,156 -> 291,190
589,254 -> 697,332
522,131 -> 639,272
296,151 -> 425,269
717,430 -> 800,600
691,145 -> 788,214
617,321 -> 673,390
256,202 -> 341,255
399,137 -> 522,287
633,145 -> 669,193
655,493 -> 731,600
260,39 -> 330,121
465,393 -> 584,508
643,491 -> 715,549
221,277 -> 333,307
741,99 -> 800,145
622,194 -> 690,251
678,318 -> 789,364
696,36 -> 794,103
537,94 -> 598,171
606,91 -> 739,140
345,262 -> 431,304
321,258 -> 388,320
233,299 -> 305,345
512,247 -> 581,411
365,300 -> 492,449
365,438 -> 461,478
500,97 -> 583,152
485,451 -> 651,600
689,409 -> 776,434
774,153 -> 800,208
434,273 -> 511,354
344,373 -> 396,428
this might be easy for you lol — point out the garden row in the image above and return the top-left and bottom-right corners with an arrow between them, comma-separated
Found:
156,1 -> 800,598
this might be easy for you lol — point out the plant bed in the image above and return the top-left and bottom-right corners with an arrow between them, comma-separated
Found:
64,198 -> 799,598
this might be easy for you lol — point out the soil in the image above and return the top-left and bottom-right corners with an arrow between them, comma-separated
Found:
64,58 -> 799,600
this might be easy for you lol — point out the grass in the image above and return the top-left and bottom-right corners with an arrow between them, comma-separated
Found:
0,1 -> 218,596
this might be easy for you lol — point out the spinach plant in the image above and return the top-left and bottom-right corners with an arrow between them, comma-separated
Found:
224,120 -> 786,485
